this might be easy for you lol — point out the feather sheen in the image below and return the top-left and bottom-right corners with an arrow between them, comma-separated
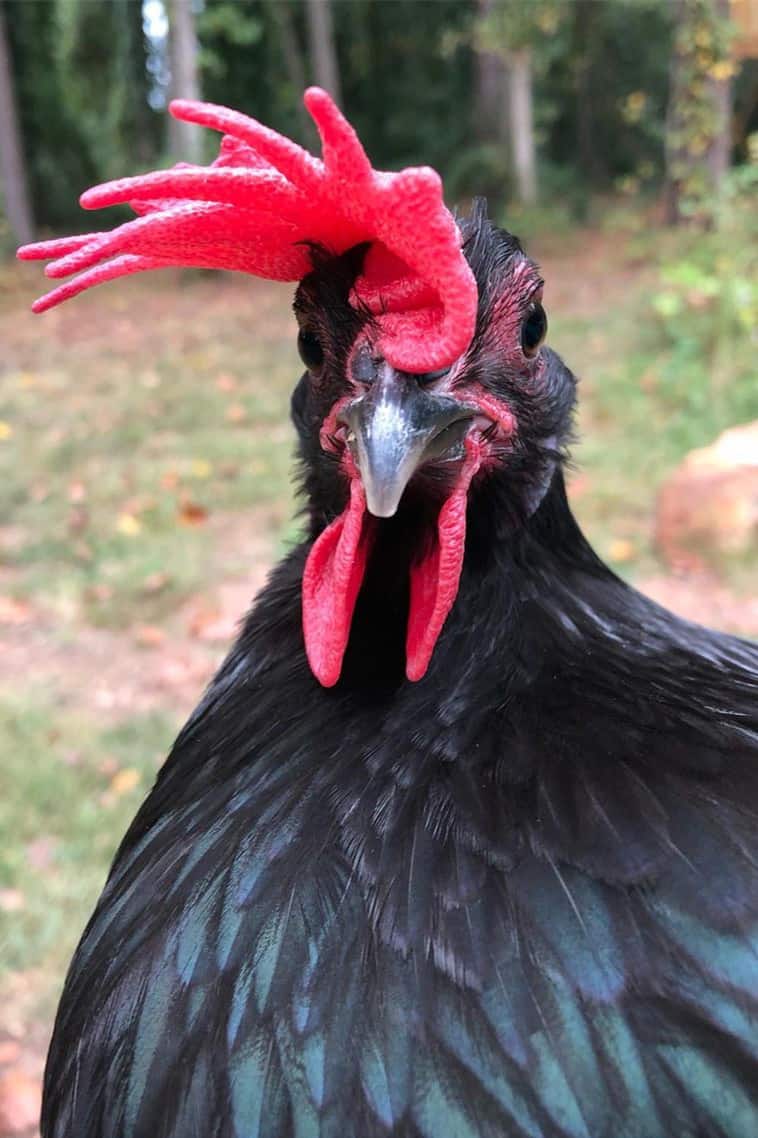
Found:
41,501 -> 758,1137
40,215 -> 758,1138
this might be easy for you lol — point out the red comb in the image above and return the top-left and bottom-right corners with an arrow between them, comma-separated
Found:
18,88 -> 477,374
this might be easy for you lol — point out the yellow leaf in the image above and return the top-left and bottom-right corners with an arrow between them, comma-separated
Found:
191,459 -> 212,478
0,421 -> 13,440
116,513 -> 142,536
708,60 -> 735,81
110,768 -> 141,796
609,538 -> 637,563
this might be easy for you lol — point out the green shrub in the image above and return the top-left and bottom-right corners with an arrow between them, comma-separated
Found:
651,148 -> 758,433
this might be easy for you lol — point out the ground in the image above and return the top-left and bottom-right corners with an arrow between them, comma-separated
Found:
0,217 -> 755,1136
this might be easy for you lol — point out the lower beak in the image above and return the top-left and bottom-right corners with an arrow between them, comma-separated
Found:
338,365 -> 476,518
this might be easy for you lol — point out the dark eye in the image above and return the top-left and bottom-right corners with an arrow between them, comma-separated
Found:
521,303 -> 547,358
418,365 -> 450,386
297,328 -> 324,372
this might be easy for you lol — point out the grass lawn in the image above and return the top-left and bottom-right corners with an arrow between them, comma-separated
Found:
1,212 -> 755,1056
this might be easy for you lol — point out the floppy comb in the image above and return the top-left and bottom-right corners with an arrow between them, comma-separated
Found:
18,88 -> 478,374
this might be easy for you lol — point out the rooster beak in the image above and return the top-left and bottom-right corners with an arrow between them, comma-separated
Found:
338,364 -> 476,518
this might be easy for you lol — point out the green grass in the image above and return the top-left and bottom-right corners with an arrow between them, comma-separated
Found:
0,694 -> 176,1017
0,273 -> 298,630
537,203 -> 757,577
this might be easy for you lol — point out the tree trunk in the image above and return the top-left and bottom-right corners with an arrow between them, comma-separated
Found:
664,0 -> 733,226
706,53 -> 732,192
269,0 -> 314,146
475,0 -> 507,143
0,2 -> 33,244
305,0 -> 342,106
168,0 -> 203,163
573,0 -> 604,186
507,49 -> 537,205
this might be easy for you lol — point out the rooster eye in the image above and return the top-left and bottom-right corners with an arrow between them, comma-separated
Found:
521,303 -> 547,358
298,328 -> 324,372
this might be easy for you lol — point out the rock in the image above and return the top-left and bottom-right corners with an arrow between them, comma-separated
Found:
655,422 -> 758,571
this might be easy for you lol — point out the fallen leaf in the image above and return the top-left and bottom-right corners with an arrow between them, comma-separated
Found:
116,513 -> 142,536
0,890 -> 25,913
0,596 -> 32,625
215,373 -> 237,392
25,837 -> 59,871
122,495 -> 156,515
85,583 -> 114,603
0,1041 -> 20,1065
609,538 -> 637,563
67,506 -> 89,534
225,402 -> 247,424
72,540 -> 93,561
191,459 -> 212,479
178,500 -> 208,526
567,473 -> 591,501
142,571 -> 171,594
187,601 -> 223,639
0,1068 -> 41,1134
67,481 -> 87,503
110,768 -> 141,796
0,421 -> 13,441
135,624 -> 166,648
160,469 -> 180,491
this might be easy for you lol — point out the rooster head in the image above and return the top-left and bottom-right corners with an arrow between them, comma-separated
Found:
18,90 -> 572,688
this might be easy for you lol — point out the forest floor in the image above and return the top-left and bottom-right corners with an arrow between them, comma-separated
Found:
0,218 -> 755,1135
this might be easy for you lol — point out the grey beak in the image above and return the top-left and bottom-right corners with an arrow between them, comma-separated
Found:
338,363 -> 475,518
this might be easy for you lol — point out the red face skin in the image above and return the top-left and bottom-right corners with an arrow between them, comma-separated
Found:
16,86 -> 546,689
302,263 -> 547,688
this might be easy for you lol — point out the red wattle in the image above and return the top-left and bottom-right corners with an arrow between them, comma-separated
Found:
302,480 -> 371,687
406,446 -> 481,682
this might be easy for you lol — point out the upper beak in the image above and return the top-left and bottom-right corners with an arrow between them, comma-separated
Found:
338,363 -> 476,518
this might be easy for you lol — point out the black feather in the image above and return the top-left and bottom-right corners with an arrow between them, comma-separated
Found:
42,205 -> 758,1138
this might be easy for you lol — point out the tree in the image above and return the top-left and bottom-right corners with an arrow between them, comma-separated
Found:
0,0 -> 33,243
56,0 -> 158,178
476,0 -> 549,205
474,0 -> 507,144
268,0 -> 313,146
169,0 -> 203,162
306,0 -> 342,106
664,0 -> 735,225
506,48 -> 537,205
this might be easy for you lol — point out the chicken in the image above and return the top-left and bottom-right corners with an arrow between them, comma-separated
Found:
20,91 -> 758,1138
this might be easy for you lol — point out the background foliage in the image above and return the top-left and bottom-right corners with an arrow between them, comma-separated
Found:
2,0 -> 755,228
0,5 -> 756,1126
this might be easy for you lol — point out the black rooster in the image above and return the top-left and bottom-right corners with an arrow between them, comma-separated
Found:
22,96 -> 758,1138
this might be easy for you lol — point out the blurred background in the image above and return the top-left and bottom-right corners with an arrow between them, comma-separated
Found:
0,0 -> 756,1132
